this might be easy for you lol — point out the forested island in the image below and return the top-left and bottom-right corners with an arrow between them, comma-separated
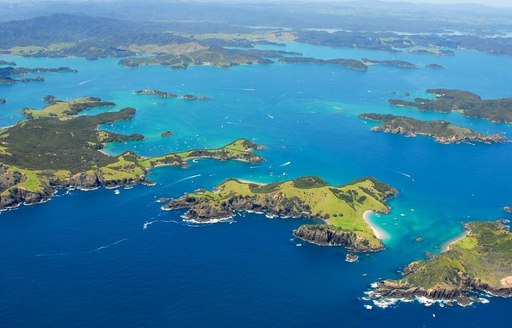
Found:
361,58 -> 417,69
0,97 -> 264,210
0,65 -> 77,85
389,89 -> 512,123
163,176 -> 397,252
359,113 -> 507,144
119,47 -> 296,69
278,57 -> 368,71
369,221 -> 512,306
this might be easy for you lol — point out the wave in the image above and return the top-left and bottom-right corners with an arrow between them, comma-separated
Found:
36,252 -> 67,257
95,238 -> 128,251
143,219 -> 180,230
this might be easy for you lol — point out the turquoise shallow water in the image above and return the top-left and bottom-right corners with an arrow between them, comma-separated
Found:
0,43 -> 511,327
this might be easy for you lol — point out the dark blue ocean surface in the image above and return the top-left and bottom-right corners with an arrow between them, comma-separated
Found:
0,43 -> 511,327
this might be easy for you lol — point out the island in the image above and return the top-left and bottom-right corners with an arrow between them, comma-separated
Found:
389,89 -> 512,123
161,131 -> 174,137
1,66 -> 77,85
359,113 -> 507,144
119,47 -> 295,69
162,176 -> 397,252
0,97 -> 265,210
134,89 -> 177,98
277,57 -> 368,71
361,58 -> 417,69
368,221 -> 512,307
182,95 -> 209,101
505,206 -> 512,214
0,98 -> 5,104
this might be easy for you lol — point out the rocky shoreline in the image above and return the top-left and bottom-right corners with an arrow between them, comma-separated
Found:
293,224 -> 384,252
360,113 -> 507,144
367,221 -> 512,307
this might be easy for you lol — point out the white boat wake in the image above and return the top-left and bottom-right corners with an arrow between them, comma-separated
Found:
171,174 -> 201,184
95,238 -> 128,251
278,161 -> 292,167
78,76 -> 98,85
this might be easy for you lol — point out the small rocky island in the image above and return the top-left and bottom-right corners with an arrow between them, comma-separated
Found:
361,58 -> 417,69
389,89 -> 512,123
134,89 -> 177,98
278,57 -> 368,71
0,97 -> 264,210
359,113 -> 507,144
163,176 -> 397,252
182,94 -> 209,101
134,89 -> 209,101
161,131 -> 174,137
369,221 -> 512,307
0,98 -> 5,104
505,206 -> 512,214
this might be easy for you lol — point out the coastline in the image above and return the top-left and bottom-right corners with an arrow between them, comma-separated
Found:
442,230 -> 468,251
363,210 -> 389,240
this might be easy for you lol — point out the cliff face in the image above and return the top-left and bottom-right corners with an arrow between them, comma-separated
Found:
294,224 -> 383,252
370,274 -> 512,306
165,193 -> 312,222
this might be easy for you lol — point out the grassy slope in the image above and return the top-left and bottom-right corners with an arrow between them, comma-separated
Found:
177,177 -> 393,247
0,98 -> 262,195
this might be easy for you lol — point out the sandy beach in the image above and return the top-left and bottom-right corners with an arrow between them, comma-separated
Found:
236,179 -> 266,186
443,231 -> 468,251
363,210 -> 389,240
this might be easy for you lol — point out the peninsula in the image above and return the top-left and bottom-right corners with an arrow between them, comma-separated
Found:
0,97 -> 264,210
359,113 -> 507,144
163,176 -> 397,252
389,89 -> 512,123
369,221 -> 512,306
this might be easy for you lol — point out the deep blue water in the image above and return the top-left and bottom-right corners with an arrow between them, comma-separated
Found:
0,42 -> 511,327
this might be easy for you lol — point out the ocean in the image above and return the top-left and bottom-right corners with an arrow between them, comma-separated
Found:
0,42 -> 511,327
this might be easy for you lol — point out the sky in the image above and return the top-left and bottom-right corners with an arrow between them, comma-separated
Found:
0,0 -> 511,8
